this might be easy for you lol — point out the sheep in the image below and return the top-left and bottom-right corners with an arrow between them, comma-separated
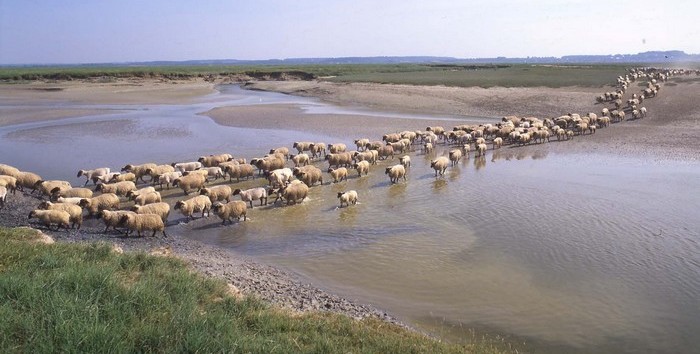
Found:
125,186 -> 156,201
97,181 -> 137,197
28,209 -> 70,231
97,210 -> 135,233
293,166 -> 324,187
353,161 -> 370,176
56,196 -> 83,205
119,213 -> 167,237
640,106 -> 647,118
200,185 -> 233,203
131,202 -> 171,224
171,161 -> 203,173
309,142 -> 327,158
15,171 -> 42,192
198,153 -> 233,167
290,153 -> 310,167
462,144 -> 471,156
156,171 -> 182,190
110,172 -> 136,183
476,143 -> 488,157
212,201 -> 247,224
366,140 -> 384,150
426,126 -> 445,140
0,186 -> 7,210
270,181 -> 309,205
601,108 -> 610,117
354,138 -> 370,151
197,167 -> 224,181
95,172 -> 122,184
50,187 -> 93,201
172,173 -> 207,195
385,164 -> 406,184
252,155 -> 285,174
37,200 -> 83,229
337,190 -> 358,208
376,145 -> 394,160
475,137 -> 486,146
145,164 -> 175,182
329,143 -> 347,154
293,141 -> 314,154
352,151 -> 377,165
328,167 -> 348,183
34,180 -> 72,197
492,137 -> 504,149
267,168 -> 294,188
223,163 -> 255,182
325,152 -> 353,168
174,195 -> 212,219
382,133 -> 401,143
448,149 -> 462,166
133,191 -> 162,206
77,167 -> 110,186
233,187 -> 268,208
121,163 -> 157,183
183,169 -> 209,179
0,175 -> 17,194
588,125 -> 597,134
423,142 -> 433,153
79,193 -> 121,216
431,156 -> 450,176
269,147 -> 290,160
0,164 -> 20,178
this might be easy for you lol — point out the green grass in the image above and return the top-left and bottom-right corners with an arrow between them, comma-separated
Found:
0,227 -> 510,353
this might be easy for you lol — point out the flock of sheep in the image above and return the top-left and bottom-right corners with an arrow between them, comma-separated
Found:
0,66 -> 690,237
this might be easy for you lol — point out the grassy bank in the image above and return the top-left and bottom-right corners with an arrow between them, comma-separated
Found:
0,227 -> 509,353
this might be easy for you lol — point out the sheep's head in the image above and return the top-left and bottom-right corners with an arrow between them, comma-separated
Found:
172,178 -> 181,186
28,210 -> 37,219
384,167 -> 391,175
121,164 -> 133,172
232,189 -> 242,196
77,170 -> 85,178
337,192 -> 345,199
38,201 -> 51,210
78,199 -> 90,208
198,157 -> 206,163
199,188 -> 210,196
174,201 -> 184,210
212,202 -> 224,212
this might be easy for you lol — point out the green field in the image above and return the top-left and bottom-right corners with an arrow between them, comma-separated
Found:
0,227 -> 511,353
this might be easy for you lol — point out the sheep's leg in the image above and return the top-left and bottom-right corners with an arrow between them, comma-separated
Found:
151,230 -> 156,237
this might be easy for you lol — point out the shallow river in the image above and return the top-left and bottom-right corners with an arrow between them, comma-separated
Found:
1,85 -> 699,353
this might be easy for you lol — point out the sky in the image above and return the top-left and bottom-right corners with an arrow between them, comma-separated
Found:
1,0 -> 698,65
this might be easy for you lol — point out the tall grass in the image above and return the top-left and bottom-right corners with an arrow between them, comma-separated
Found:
0,227 -> 510,353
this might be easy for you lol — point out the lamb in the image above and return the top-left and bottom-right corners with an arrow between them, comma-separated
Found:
131,202 -> 171,223
77,167 -> 110,186
110,172 -> 136,183
293,166 -> 324,187
223,163 -> 255,182
34,180 -> 72,197
233,187 -> 268,208
156,171 -> 182,190
0,175 -> 17,194
271,181 -> 309,205
476,143 -> 488,157
328,167 -> 348,183
172,173 -> 207,195
97,181 -> 137,197
376,145 -> 394,160
354,138 -> 370,151
0,186 -> 6,210
212,201 -> 247,224
385,164 -> 407,184
50,187 -> 93,201
267,167 -> 294,188
174,195 -> 212,219
290,153 -> 310,167
198,153 -> 233,167
269,147 -> 290,159
97,210 -> 135,233
353,161 -> 370,176
28,209 -> 70,231
325,152 -> 353,168
200,185 -> 233,203
448,149 -> 462,166
15,171 -> 42,192
492,137 -> 504,149
133,191 -> 162,206
145,164 -> 175,181
337,190 -> 358,208
329,143 -> 347,154
293,141 -> 314,154
121,163 -> 157,183
431,156 -> 450,176
171,161 -> 203,173
0,164 -> 20,178
79,193 -> 121,216
119,213 -> 167,237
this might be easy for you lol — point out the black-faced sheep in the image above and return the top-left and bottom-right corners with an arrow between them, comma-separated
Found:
353,161 -> 370,176
97,209 -> 136,233
212,201 -> 247,224
172,173 -> 207,195
223,163 -> 255,182
270,181 -> 309,205
174,195 -> 212,219
293,166 -> 324,187
119,213 -> 167,237
77,167 -> 110,186
233,187 -> 268,208
121,163 -> 158,183
34,180 -> 72,197
97,181 -> 137,197
325,152 -> 353,168
79,193 -> 121,216
50,187 -> 93,201
200,185 -> 233,203
327,167 -> 348,183
337,190 -> 358,208
385,164 -> 406,184
131,202 -> 170,223
38,201 -> 83,229
28,209 -> 70,231
430,156 -> 450,176
133,191 -> 162,206
198,153 -> 233,167
448,149 -> 462,166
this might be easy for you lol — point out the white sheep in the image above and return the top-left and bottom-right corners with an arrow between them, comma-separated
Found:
328,167 -> 348,183
476,143 -> 488,157
267,168 -> 294,188
354,138 -> 370,151
157,171 -> 182,190
50,187 -> 93,201
493,137 -> 504,149
121,163 -> 157,183
0,186 -> 7,210
399,155 -> 411,168
145,164 -> 175,181
337,190 -> 358,208
423,142 -> 433,153
448,149 -> 462,166
223,163 -> 255,182
353,161 -> 370,176
34,180 -> 72,197
172,173 -> 207,195
430,156 -> 450,176
329,143 -> 347,154
77,167 -> 110,186
290,153 -> 310,167
79,193 -> 121,216
293,166 -> 324,187
97,181 -> 137,197
38,201 -> 83,229
133,191 -> 162,206
272,181 -> 309,205
212,201 -> 247,224
126,186 -> 156,201
56,196 -> 83,205
233,187 -> 268,208
385,164 -> 406,184
171,161 -> 203,173
174,195 -> 212,219
98,210 -> 136,233
0,164 -> 20,178
197,167 -> 224,181
28,209 -> 70,231
119,213 -> 167,237
0,175 -> 17,194
198,153 -> 233,167
131,202 -> 170,223
200,185 -> 233,203
15,171 -> 42,192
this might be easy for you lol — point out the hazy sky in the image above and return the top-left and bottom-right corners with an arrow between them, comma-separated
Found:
1,0 -> 698,64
